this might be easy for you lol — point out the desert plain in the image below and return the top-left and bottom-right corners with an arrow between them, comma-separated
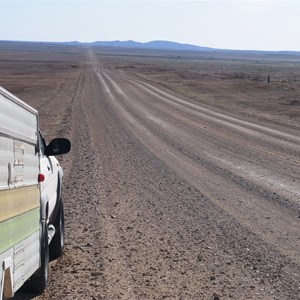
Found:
0,41 -> 299,300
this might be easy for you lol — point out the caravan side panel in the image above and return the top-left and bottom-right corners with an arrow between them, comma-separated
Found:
0,87 -> 41,297
0,87 -> 37,145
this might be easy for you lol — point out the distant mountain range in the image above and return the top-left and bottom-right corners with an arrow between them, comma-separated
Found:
1,39 -> 300,54
88,41 -> 300,54
83,40 -> 213,51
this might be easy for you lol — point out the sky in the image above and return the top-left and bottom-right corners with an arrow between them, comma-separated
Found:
0,0 -> 300,51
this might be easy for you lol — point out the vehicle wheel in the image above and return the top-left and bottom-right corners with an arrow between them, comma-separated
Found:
22,221 -> 49,294
49,200 -> 64,260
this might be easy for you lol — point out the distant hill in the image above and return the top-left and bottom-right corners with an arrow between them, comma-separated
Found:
91,40 -> 213,51
1,40 -> 300,55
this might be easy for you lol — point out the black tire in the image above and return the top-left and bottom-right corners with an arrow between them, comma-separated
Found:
22,221 -> 49,294
49,200 -> 64,260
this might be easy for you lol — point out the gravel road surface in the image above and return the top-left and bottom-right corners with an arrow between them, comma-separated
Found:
12,49 -> 300,300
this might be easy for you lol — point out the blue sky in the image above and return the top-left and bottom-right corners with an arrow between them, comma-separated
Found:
0,0 -> 300,51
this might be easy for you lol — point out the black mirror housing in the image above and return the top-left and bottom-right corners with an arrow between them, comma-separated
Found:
45,138 -> 71,156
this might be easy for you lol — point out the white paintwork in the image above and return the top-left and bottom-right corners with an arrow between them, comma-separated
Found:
38,134 -> 60,221
13,231 -> 40,292
0,87 -> 37,145
0,87 -> 39,191
0,86 -> 63,298
0,231 -> 40,298
0,86 -> 41,299
0,136 -> 39,190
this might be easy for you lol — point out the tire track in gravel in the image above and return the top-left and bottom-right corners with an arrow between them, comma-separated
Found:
102,72 -> 300,205
36,68 -> 107,299
95,67 -> 300,263
87,52 -> 300,299
35,49 -> 300,300
37,58 -> 138,300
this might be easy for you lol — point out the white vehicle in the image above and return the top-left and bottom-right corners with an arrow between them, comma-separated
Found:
0,86 -> 70,298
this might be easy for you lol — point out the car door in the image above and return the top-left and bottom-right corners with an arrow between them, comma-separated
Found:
39,132 -> 58,219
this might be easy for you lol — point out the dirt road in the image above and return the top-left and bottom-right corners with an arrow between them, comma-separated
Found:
10,47 -> 300,299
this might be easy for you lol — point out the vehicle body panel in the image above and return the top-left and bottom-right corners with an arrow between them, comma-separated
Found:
0,86 -> 67,298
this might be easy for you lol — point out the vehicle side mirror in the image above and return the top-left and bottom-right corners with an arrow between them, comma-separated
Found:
45,138 -> 71,156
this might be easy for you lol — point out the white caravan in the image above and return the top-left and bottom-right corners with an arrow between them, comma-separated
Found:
0,86 -> 70,298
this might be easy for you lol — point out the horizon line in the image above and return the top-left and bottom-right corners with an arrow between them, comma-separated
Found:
0,39 -> 299,53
